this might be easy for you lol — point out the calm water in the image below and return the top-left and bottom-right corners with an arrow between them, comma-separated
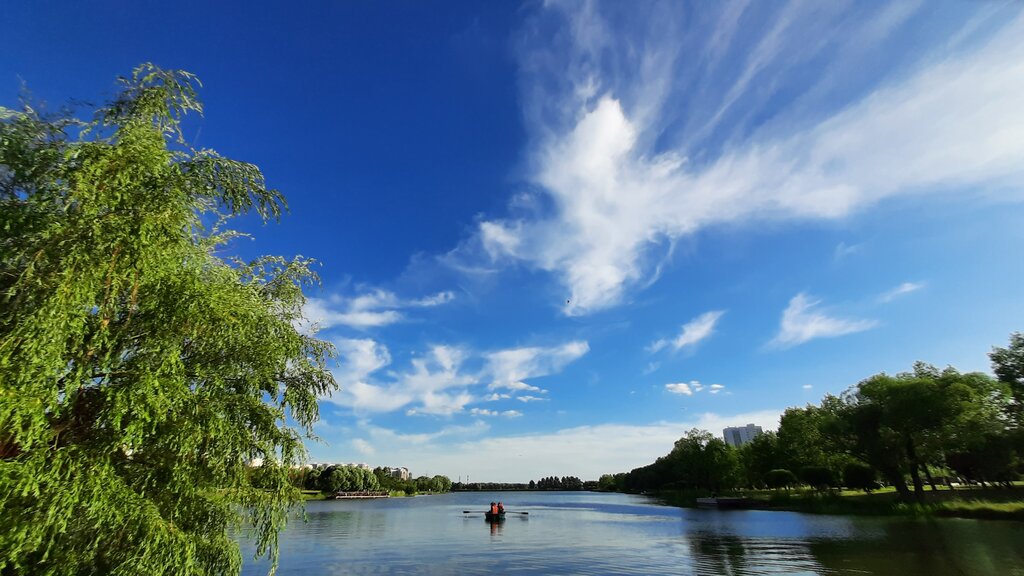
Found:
240,491 -> 1024,575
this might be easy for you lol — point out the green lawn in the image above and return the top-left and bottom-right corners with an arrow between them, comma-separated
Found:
657,483 -> 1024,521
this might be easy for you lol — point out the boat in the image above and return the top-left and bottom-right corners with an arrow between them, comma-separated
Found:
484,511 -> 506,521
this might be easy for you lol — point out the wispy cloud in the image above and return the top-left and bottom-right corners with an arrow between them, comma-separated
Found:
484,341 -> 590,392
461,4 -> 1024,316
770,293 -> 877,348
879,281 -> 925,303
469,408 -> 523,418
649,310 -> 725,353
351,438 -> 375,456
323,339 -> 588,416
301,288 -> 455,331
515,395 -> 546,403
834,242 -> 862,261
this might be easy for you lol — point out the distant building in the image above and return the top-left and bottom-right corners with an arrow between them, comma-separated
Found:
389,467 -> 410,481
723,424 -> 763,448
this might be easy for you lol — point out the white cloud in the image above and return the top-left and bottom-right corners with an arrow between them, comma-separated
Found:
325,341 -> 474,415
484,341 -> 590,392
323,339 -> 587,416
665,382 -> 694,395
515,395 -> 546,403
466,408 -> 524,417
336,338 -> 392,380
666,380 -> 724,396
310,410 -> 783,483
879,281 -> 925,303
770,293 -> 877,348
351,438 -> 375,456
649,310 -> 725,353
468,5 -> 1024,316
802,384 -> 813,390
301,288 -> 455,331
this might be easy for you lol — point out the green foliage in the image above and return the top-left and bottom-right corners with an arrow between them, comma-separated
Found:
946,432 -> 1020,484
623,429 -> 740,493
776,406 -> 833,472
368,467 -> 452,495
737,431 -> 779,488
316,466 -> 379,494
608,335 -> 1023,505
535,475 -> 584,490
842,462 -> 877,492
597,474 -> 618,491
826,364 -> 1012,500
0,65 -> 337,575
799,466 -> 835,491
764,469 -> 797,490
991,332 -> 1024,426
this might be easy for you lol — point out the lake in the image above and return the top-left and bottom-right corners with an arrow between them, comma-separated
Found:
240,491 -> 1024,575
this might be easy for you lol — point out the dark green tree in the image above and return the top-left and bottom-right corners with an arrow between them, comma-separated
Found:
826,364 -> 1009,501
0,65 -> 336,575
841,462 -> 877,492
667,429 -> 740,493
776,406 -> 832,473
990,332 -> 1024,426
799,466 -> 835,491
598,474 -> 618,491
764,469 -> 798,491
737,431 -> 781,488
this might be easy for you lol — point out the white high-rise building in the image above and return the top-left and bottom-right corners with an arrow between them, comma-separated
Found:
723,424 -> 763,447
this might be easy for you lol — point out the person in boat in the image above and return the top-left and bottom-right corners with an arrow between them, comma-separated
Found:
489,502 -> 499,515
497,502 -> 504,514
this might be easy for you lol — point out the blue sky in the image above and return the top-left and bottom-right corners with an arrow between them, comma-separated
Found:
4,1 -> 1024,483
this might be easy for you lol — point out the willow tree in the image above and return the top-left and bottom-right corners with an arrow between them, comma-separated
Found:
0,65 -> 336,575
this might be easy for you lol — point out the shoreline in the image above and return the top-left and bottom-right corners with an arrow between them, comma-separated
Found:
652,486 -> 1024,521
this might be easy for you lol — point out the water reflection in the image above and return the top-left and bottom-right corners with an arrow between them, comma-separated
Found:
686,532 -> 824,575
486,516 -> 503,536
241,492 -> 1024,576
809,518 -> 1024,576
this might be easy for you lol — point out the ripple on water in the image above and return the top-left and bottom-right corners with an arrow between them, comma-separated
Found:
241,492 -> 1024,576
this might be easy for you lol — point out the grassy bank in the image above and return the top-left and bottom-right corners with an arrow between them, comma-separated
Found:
654,485 -> 1024,521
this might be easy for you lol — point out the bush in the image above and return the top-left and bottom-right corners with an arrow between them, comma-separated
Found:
843,462 -> 877,492
800,466 -> 835,491
765,469 -> 798,490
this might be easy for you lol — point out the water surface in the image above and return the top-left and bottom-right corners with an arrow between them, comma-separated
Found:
241,491 -> 1024,575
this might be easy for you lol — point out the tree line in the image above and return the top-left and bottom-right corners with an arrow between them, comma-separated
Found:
451,476 -> 597,491
273,465 -> 453,496
607,334 -> 1024,503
